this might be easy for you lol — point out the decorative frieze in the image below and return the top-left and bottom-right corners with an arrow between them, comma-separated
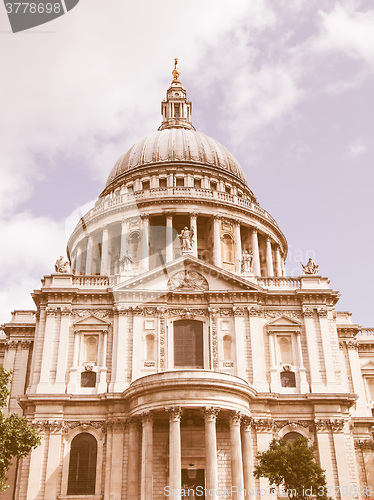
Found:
219,308 -> 234,317
233,306 -> 245,317
72,309 -> 111,319
314,419 -> 345,432
263,310 -> 303,319
355,439 -> 374,450
248,307 -> 262,317
274,420 -> 315,433
209,308 -> 219,371
168,308 -> 208,319
167,270 -> 209,292
158,307 -> 166,371
60,307 -> 72,317
45,307 -> 58,317
253,419 -> 276,432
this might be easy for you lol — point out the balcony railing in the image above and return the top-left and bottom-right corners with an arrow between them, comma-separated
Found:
92,187 -> 278,227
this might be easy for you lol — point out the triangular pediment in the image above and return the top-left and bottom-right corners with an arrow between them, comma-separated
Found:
112,255 -> 262,294
73,314 -> 111,326
266,316 -> 302,328
361,361 -> 374,372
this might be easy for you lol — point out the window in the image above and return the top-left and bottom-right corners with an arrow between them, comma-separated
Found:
210,181 -> 217,190
159,178 -> 167,188
194,178 -> 201,189
67,433 -> 97,495
278,337 -> 293,365
174,320 -> 203,369
225,185 -> 231,194
176,177 -> 184,187
128,232 -> 140,261
283,431 -> 303,442
280,371 -> 296,387
142,180 -> 150,190
81,371 -> 96,388
174,103 -> 180,117
223,335 -> 232,360
146,334 -> 155,360
85,336 -> 98,364
366,378 -> 374,401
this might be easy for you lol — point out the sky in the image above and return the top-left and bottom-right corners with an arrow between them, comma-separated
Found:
0,0 -> 373,326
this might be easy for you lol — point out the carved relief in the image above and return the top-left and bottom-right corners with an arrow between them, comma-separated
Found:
303,308 -> 314,318
165,407 -> 183,422
158,307 -> 166,371
203,407 -> 220,422
248,306 -> 262,317
314,419 -> 345,432
167,270 -> 209,292
233,306 -> 245,317
219,308 -> 234,317
263,310 -> 303,319
209,308 -> 219,371
168,308 -> 208,319
317,309 -> 328,318
253,419 -> 276,432
73,309 -> 111,319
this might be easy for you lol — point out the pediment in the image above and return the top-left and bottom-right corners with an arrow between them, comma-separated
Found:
73,314 -> 111,326
361,361 -> 374,372
266,316 -> 301,330
112,256 -> 262,294
266,316 -> 301,326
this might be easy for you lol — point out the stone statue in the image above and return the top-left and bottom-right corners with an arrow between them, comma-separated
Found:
120,252 -> 133,272
54,256 -> 70,274
241,249 -> 253,273
301,258 -> 319,275
178,226 -> 194,252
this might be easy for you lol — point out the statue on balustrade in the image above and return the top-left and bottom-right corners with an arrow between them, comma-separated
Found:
301,258 -> 319,275
178,226 -> 194,252
241,249 -> 253,273
54,256 -> 70,274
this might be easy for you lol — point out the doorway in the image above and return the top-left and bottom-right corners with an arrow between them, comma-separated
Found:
181,469 -> 205,499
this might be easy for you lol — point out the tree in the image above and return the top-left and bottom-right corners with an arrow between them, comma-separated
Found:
0,366 -> 41,491
253,436 -> 330,500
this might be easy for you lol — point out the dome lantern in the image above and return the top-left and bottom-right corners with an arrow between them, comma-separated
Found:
158,58 -> 195,131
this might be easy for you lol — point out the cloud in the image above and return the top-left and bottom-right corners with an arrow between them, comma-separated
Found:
347,138 -> 367,157
316,4 -> 374,65
0,213 -> 66,323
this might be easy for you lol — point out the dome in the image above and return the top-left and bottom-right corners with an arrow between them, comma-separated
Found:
105,128 -> 248,189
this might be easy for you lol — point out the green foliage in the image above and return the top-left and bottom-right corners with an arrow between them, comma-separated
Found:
253,436 -> 330,500
0,366 -> 41,491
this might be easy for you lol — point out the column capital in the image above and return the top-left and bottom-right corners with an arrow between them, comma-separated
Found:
203,407 -> 220,422
252,226 -> 258,234
165,406 -> 183,422
141,213 -> 149,221
189,212 -> 197,219
241,416 -> 253,431
228,410 -> 243,426
140,411 -> 154,423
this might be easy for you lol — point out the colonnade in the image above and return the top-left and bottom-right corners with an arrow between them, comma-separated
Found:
127,408 -> 255,500
72,213 -> 285,278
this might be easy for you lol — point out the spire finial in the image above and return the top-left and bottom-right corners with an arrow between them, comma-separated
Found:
172,57 -> 180,82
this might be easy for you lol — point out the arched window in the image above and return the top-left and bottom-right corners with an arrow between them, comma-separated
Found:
222,234 -> 234,263
146,334 -> 155,360
85,336 -> 98,364
280,371 -> 296,388
223,335 -> 232,360
283,431 -> 304,443
279,337 -> 293,365
67,433 -> 97,495
174,320 -> 203,369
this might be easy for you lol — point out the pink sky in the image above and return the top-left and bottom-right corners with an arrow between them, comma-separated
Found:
0,0 -> 373,326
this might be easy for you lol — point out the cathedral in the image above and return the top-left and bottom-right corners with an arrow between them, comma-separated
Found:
1,61 -> 374,500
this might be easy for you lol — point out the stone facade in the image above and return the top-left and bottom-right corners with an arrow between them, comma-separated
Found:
1,63 -> 374,500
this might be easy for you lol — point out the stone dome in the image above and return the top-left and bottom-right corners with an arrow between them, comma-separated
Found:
105,128 -> 248,189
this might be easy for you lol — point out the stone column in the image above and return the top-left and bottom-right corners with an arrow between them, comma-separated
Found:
73,329 -> 80,367
347,340 -> 368,412
98,329 -> 108,392
229,412 -> 244,500
233,307 -> 246,379
55,307 -> 71,392
213,217 -> 222,267
331,422 -> 357,498
128,419 -> 140,500
241,419 -> 255,495
85,234 -> 93,274
190,213 -> 198,257
234,221 -> 242,274
275,246 -> 282,277
296,332 -> 309,392
101,226 -> 109,275
315,421 -> 337,498
110,308 -> 130,391
38,307 -> 58,391
167,407 -> 182,498
75,245 -> 82,274
142,215 -> 150,272
251,228 -> 261,276
166,214 -> 173,263
303,309 -> 324,392
120,219 -> 128,259
266,237 -> 274,277
317,309 -> 338,389
204,407 -> 219,497
141,412 -> 153,500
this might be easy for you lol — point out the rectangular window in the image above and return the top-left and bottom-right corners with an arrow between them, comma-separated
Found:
142,180 -> 150,190
176,177 -> 184,187
174,320 -> 203,368
194,178 -> 201,189
210,181 -> 217,190
159,178 -> 167,188
174,103 -> 180,117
